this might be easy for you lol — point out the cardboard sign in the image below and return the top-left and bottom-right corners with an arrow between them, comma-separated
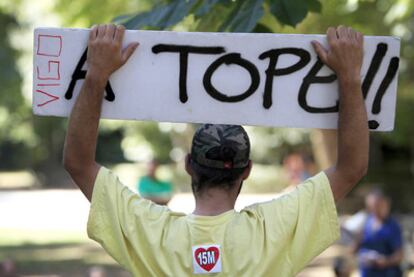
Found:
33,28 -> 400,131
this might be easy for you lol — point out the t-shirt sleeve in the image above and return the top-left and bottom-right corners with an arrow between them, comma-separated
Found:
252,171 -> 340,275
87,167 -> 170,274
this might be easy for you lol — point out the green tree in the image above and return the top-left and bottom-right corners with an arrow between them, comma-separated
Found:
0,10 -> 30,169
114,0 -> 322,31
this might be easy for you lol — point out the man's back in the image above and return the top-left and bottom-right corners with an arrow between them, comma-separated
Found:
88,167 -> 339,276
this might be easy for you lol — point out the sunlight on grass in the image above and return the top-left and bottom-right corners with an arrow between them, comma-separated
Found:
0,171 -> 38,189
0,228 -> 126,275
0,228 -> 89,246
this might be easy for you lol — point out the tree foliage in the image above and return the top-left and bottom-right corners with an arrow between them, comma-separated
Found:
114,0 -> 322,32
0,10 -> 30,169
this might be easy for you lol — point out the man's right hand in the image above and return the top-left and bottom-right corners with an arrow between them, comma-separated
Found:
63,24 -> 139,201
311,26 -> 363,82
87,24 -> 139,81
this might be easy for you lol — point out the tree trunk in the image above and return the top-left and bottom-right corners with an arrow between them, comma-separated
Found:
310,129 -> 337,170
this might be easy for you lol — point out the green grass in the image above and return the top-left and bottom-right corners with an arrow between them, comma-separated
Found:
0,228 -> 130,276
0,228 -> 88,246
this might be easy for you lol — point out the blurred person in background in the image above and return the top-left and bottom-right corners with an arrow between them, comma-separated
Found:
283,153 -> 308,185
354,189 -> 403,277
282,152 -> 316,193
137,159 -> 173,205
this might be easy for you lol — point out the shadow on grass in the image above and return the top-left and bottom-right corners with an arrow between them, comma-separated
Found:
0,242 -> 131,276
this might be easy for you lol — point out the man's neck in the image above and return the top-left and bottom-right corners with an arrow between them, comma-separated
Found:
193,188 -> 237,216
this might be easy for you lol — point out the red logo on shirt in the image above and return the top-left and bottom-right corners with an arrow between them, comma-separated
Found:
194,246 -> 220,272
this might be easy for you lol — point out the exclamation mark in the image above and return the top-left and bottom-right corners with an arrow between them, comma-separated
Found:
368,57 -> 399,130
362,43 -> 387,99
361,43 -> 399,130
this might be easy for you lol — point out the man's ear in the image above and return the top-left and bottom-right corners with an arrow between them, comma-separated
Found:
241,160 -> 253,180
185,154 -> 193,176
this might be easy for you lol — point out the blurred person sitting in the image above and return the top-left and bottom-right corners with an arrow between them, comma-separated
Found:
283,153 -> 308,185
282,152 -> 316,193
354,189 -> 403,277
137,159 -> 173,205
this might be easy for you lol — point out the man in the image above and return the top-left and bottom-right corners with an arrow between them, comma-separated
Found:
355,189 -> 403,277
283,152 -> 315,186
63,24 -> 368,276
137,159 -> 173,205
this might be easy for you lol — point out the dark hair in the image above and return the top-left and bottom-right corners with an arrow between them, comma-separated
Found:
190,160 -> 247,195
190,149 -> 248,195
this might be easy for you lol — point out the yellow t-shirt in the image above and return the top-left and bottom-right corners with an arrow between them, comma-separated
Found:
87,167 -> 339,276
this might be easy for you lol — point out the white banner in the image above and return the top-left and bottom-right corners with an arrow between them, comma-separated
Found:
33,28 -> 400,131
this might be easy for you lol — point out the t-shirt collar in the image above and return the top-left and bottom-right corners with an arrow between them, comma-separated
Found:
187,209 -> 236,225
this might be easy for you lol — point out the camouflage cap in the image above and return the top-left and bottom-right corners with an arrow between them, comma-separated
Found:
191,124 -> 250,169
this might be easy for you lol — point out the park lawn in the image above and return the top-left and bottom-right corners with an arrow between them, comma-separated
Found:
0,228 -> 130,276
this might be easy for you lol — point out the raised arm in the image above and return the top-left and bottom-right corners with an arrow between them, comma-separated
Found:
63,24 -> 138,201
312,26 -> 369,202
